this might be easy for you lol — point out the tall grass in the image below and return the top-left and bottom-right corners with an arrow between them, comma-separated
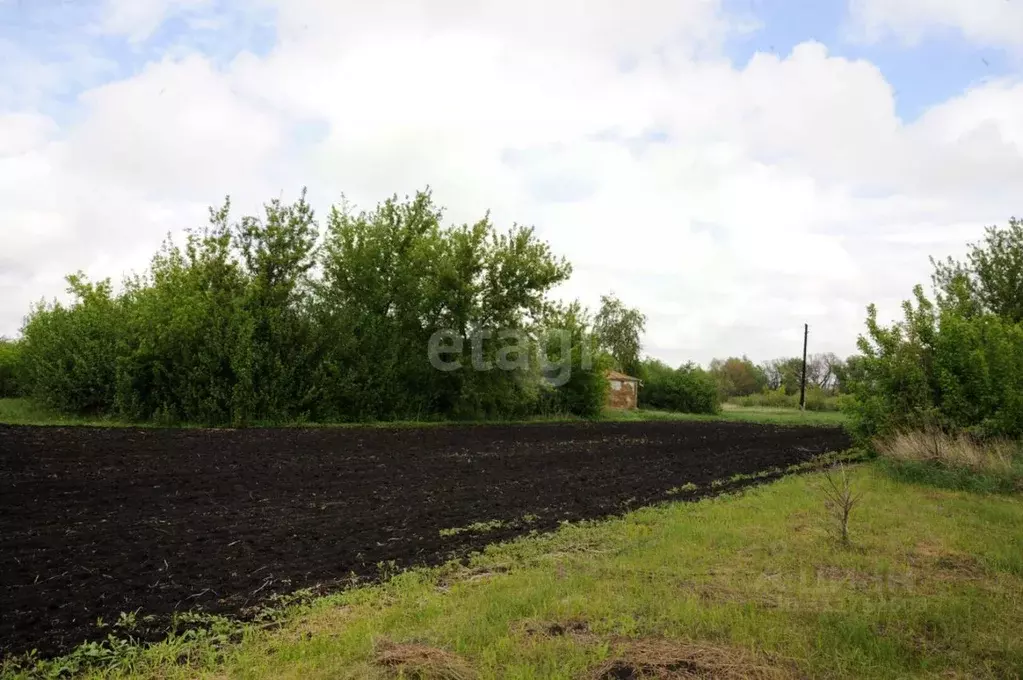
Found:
875,430 -> 1018,473
874,429 -> 1023,494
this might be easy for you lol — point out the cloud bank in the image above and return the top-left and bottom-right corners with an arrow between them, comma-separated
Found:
1,0 -> 1020,366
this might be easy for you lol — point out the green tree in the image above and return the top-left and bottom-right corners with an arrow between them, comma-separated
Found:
313,189 -> 571,421
932,217 -> 1023,322
846,218 -> 1023,440
535,301 -> 610,418
235,190 -> 320,420
593,293 -> 646,377
709,356 -> 768,397
831,354 -> 862,393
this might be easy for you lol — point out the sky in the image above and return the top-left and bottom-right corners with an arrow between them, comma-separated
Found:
1,0 -> 1021,367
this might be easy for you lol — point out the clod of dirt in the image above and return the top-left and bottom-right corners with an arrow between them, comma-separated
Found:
587,639 -> 796,680
519,617 -> 591,639
374,638 -> 478,680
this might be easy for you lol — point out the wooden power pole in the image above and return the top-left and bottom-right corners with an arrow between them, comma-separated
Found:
799,323 -> 808,411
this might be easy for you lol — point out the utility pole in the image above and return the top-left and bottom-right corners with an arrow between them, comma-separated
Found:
799,323 -> 808,411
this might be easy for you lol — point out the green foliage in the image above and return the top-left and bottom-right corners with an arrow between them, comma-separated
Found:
932,216 -> 1023,323
761,354 -> 845,396
708,355 -> 767,397
535,302 -> 611,418
311,190 -> 572,421
761,357 -> 803,395
847,287 -> 1023,440
847,217 -> 1023,441
0,338 -> 24,398
111,202 -> 258,424
593,293 -> 646,377
638,359 -> 719,414
20,275 -> 125,414
16,189 -> 594,425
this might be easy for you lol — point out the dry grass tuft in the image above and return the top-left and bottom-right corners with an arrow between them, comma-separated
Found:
909,542 -> 986,581
874,430 -> 1017,473
587,638 -> 797,680
373,638 -> 478,680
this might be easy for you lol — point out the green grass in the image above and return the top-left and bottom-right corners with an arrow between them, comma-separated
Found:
0,398 -> 847,429
624,404 -> 848,427
877,456 -> 1023,496
0,399 -> 133,427
6,462 -> 1022,679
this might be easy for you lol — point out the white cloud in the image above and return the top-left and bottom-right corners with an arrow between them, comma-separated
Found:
0,1 -> 1021,364
96,0 -> 214,43
848,0 -> 1023,49
66,55 -> 283,199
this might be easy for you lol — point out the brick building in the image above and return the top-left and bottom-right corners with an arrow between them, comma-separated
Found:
606,370 -> 640,410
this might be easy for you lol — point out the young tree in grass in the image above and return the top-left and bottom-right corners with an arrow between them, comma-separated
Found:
593,293 -> 646,377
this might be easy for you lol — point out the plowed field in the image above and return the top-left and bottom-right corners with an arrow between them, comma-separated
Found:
0,421 -> 850,657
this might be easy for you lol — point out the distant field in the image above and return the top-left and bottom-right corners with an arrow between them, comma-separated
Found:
619,404 -> 848,427
0,398 -> 848,428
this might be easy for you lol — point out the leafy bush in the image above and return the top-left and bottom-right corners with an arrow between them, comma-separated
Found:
845,217 -> 1023,441
845,287 -> 1023,440
0,337 -> 25,398
20,276 -> 125,414
639,360 -> 719,414
17,190 -> 590,425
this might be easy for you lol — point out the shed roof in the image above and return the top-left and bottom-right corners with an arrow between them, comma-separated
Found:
606,370 -> 640,382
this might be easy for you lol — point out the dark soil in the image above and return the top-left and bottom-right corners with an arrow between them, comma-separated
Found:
0,420 -> 849,658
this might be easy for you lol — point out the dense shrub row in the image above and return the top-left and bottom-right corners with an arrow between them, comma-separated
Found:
638,359 -> 719,415
16,191 -> 610,425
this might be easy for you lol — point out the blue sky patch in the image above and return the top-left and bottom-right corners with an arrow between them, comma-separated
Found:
724,0 -> 1014,121
0,0 -> 276,119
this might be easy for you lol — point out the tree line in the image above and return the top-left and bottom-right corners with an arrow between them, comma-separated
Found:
2,183 -> 1020,439
2,190 -> 614,424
